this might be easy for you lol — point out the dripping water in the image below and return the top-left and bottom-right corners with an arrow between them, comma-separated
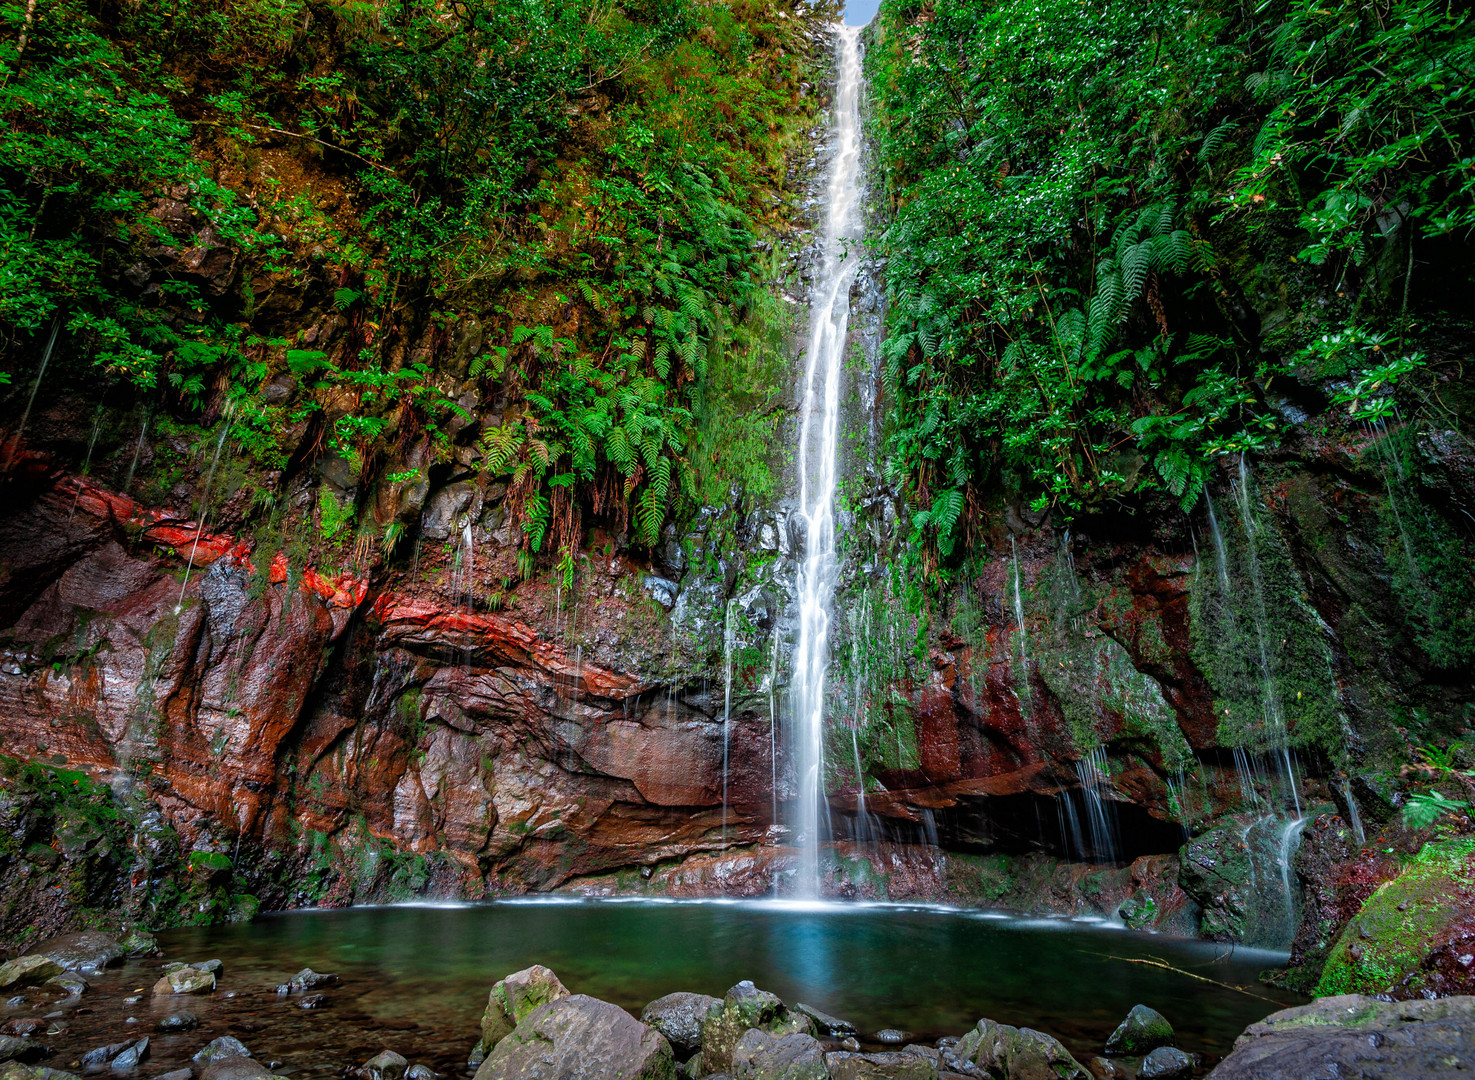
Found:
3,316 -> 61,472
175,408 -> 234,614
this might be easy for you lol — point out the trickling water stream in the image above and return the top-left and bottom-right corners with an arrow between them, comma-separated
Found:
790,25 -> 866,896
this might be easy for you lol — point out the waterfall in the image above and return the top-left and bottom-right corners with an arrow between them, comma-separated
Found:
789,24 -> 866,897
1074,746 -> 1120,863
175,409 -> 234,614
2,316 -> 60,472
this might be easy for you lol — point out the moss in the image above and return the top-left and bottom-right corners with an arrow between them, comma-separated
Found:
1190,487 -> 1341,760
1314,837 -> 1475,997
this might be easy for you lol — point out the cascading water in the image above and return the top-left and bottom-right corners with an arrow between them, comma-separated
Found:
789,24 -> 866,897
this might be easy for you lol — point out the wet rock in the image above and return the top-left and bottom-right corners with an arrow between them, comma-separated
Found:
287,969 -> 337,992
0,1025 -> 40,1040
198,1062 -> 271,1080
359,1052 -> 406,1080
953,1019 -> 1090,1080
643,576 -> 679,609
0,958 -> 64,990
731,1030 -> 828,1080
421,484 -> 475,542
1105,1006 -> 1174,1056
0,1040 -> 46,1066
1085,1058 -> 1128,1079
1206,993 -> 1475,1079
45,974 -> 87,997
700,981 -> 816,1075
476,965 -> 571,1058
403,1067 -> 436,1080
81,1044 -> 133,1071
1312,837 -> 1475,997
795,1006 -> 855,1038
153,969 -> 214,996
824,1050 -> 937,1079
110,1041 -> 149,1072
156,1071 -> 193,1080
873,1032 -> 909,1046
191,1039 -> 250,1066
472,994 -> 674,1080
297,995 -> 327,1010
35,1069 -> 81,1080
1138,1047 -> 1191,1080
37,933 -> 123,975
193,961 -> 223,978
641,993 -> 721,1060
155,1015 -> 198,1034
0,1065 -> 41,1080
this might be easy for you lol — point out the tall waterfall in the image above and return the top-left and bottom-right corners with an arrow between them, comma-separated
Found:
790,25 -> 866,897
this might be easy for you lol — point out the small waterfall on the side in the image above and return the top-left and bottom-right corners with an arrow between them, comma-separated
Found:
787,24 -> 866,897
2,315 -> 60,472
721,598 -> 736,839
176,408 -> 234,614
1011,538 -> 1032,705
1074,746 -> 1120,863
123,411 -> 151,492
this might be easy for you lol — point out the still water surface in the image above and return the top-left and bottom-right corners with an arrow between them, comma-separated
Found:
152,899 -> 1301,1069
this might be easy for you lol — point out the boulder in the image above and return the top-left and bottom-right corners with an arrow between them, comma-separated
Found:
1206,994 -> 1475,1079
361,1053 -> 406,1080
118,931 -> 158,958
45,974 -> 87,998
0,958 -> 64,990
824,1051 -> 937,1079
0,1041 -> 45,1066
192,1038 -> 250,1066
1138,1047 -> 1192,1080
287,969 -> 337,992
477,966 -> 571,1058
0,1065 -> 39,1080
473,994 -> 674,1080
731,1030 -> 829,1080
700,982 -> 815,1075
795,1006 -> 855,1038
81,1043 -> 133,1070
36,933 -> 123,975
153,969 -> 214,996
110,1040 -> 149,1072
954,1018 -> 1091,1080
1104,1006 -> 1174,1056
199,1062 -> 271,1080
641,993 -> 721,1060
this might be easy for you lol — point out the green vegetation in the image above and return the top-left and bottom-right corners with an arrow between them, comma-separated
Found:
867,0 -> 1473,555
1,0 -> 832,571
1314,837 -> 1475,996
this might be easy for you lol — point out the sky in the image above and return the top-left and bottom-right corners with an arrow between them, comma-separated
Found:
844,0 -> 882,25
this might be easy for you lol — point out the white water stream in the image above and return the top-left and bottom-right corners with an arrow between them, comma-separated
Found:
790,25 -> 866,897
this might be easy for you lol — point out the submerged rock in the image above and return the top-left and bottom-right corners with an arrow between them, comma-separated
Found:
360,1052 -> 406,1080
641,993 -> 721,1060
476,965 -> 571,1059
154,968 -> 214,996
286,969 -> 336,992
192,1038 -> 250,1066
156,1014 -> 199,1034
954,1018 -> 1090,1080
1104,1005 -> 1174,1056
1138,1046 -> 1192,1080
700,982 -> 815,1075
45,974 -> 87,998
473,994 -> 674,1080
1206,993 -> 1475,1079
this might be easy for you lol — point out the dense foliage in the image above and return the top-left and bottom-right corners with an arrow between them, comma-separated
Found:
0,0 -> 831,570
867,0 -> 1474,555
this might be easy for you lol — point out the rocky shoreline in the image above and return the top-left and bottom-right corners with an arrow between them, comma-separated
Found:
2,931 -> 1471,1080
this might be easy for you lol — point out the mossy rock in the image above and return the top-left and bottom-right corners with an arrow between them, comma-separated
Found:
1314,838 -> 1475,997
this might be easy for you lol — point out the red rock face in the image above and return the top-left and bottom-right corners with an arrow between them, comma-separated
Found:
0,464 -> 1245,906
